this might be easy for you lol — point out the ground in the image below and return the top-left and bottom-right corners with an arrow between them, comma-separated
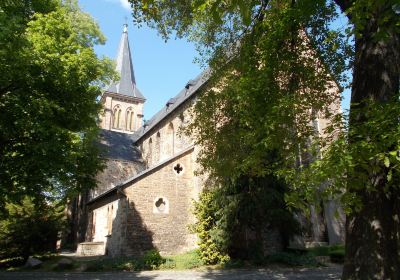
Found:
0,266 -> 342,279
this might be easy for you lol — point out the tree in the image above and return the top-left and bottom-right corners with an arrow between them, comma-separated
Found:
130,0 -> 399,278
0,0 -> 114,208
0,197 -> 65,260
191,175 -> 299,264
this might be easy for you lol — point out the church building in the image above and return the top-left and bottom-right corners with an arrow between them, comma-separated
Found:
71,25 -> 344,257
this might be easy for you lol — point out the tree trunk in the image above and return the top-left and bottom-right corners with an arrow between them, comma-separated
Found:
340,1 -> 400,279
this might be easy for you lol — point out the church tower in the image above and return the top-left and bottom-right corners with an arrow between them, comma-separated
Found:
100,24 -> 145,133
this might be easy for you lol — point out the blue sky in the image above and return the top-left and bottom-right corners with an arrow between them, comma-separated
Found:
78,0 -> 202,119
78,0 -> 350,119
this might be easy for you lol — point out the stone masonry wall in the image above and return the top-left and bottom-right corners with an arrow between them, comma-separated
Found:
87,149 -> 198,257
100,94 -> 144,133
138,101 -> 193,168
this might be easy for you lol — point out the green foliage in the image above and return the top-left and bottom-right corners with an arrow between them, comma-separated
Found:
191,175 -> 300,264
84,257 -> 138,272
85,249 -> 165,272
0,197 -> 65,260
328,247 -> 345,263
307,244 -> 344,257
191,191 -> 230,265
305,244 -> 345,264
0,0 -> 114,208
0,257 -> 25,270
130,0 -> 400,277
285,99 -> 400,213
142,249 -> 165,269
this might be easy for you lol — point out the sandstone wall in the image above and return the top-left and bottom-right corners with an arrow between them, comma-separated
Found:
87,148 -> 198,256
138,101 -> 193,168
100,94 -> 144,132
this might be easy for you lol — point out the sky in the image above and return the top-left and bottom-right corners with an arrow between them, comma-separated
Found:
78,0 -> 202,119
78,0 -> 350,119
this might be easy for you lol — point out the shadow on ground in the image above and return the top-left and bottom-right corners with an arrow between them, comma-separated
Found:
0,266 -> 342,280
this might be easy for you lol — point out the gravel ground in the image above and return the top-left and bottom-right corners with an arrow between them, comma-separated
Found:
0,266 -> 342,280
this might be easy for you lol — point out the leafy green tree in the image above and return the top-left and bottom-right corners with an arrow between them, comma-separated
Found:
130,0 -> 400,278
192,175 -> 299,264
0,196 -> 65,259
0,0 -> 114,208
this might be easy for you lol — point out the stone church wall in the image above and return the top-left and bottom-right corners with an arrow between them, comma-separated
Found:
138,100 -> 194,168
87,148 -> 198,256
100,94 -> 144,133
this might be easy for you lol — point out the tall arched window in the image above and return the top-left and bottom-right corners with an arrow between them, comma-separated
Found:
130,111 -> 135,131
113,106 -> 122,129
126,108 -> 134,131
165,122 -> 174,158
155,132 -> 161,162
107,205 -> 113,235
148,138 -> 153,166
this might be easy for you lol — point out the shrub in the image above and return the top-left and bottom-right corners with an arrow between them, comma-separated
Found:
84,250 -> 165,272
190,191 -> 230,265
85,257 -> 140,272
142,249 -> 165,269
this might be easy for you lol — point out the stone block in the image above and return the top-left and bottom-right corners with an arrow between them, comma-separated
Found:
76,242 -> 105,256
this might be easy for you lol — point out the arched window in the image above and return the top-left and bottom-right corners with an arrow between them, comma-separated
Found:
126,108 -> 134,131
107,205 -> 113,235
113,106 -> 122,129
148,138 -> 153,166
130,111 -> 135,131
155,132 -> 161,162
165,122 -> 174,157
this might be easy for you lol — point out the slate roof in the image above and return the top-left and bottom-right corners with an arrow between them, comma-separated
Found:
105,24 -> 145,100
98,129 -> 142,162
133,68 -> 211,141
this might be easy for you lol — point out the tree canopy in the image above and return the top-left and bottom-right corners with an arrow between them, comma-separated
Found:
129,0 -> 400,278
0,0 -> 114,208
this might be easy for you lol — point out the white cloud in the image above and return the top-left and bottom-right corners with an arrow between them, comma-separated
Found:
119,0 -> 131,11
104,0 -> 131,11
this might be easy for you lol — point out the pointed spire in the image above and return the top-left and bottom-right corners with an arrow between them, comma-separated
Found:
106,24 -> 145,100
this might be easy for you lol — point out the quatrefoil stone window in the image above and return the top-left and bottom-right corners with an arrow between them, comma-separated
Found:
173,163 -> 184,175
174,163 -> 183,175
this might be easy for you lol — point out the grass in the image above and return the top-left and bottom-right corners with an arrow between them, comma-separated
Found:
161,250 -> 203,270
